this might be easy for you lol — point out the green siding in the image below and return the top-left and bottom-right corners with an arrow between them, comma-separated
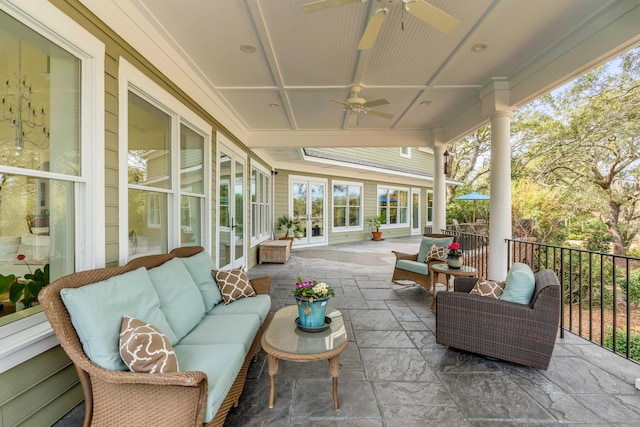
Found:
0,346 -> 81,427
309,147 -> 434,175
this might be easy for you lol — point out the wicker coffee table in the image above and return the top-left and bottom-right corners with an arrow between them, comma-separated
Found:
261,305 -> 348,410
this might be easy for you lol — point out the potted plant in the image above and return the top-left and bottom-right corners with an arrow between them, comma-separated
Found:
447,242 -> 463,269
293,277 -> 335,329
0,254 -> 50,310
367,214 -> 385,241
277,215 -> 302,248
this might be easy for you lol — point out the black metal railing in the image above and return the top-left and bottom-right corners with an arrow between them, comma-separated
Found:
507,238 -> 640,364
443,228 -> 489,279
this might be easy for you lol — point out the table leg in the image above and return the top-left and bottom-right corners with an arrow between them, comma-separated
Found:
267,354 -> 279,408
328,355 -> 341,411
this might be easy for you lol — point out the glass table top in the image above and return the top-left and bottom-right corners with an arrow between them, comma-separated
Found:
431,264 -> 477,274
264,305 -> 347,355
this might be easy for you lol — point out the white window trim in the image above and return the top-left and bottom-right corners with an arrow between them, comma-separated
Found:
0,0 -> 105,374
118,58 -> 212,264
400,147 -> 411,158
331,180 -> 364,232
377,185 -> 410,229
250,161 -> 271,247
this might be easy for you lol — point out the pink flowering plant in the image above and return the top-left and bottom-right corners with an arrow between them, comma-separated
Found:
293,277 -> 335,303
0,254 -> 50,308
448,242 -> 463,257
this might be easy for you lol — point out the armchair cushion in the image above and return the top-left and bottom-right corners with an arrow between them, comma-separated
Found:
60,267 -> 178,370
178,313 -> 261,352
208,293 -> 271,323
396,259 -> 430,275
501,262 -> 536,304
179,251 -> 223,310
119,315 -> 179,373
417,236 -> 453,264
148,258 -> 206,340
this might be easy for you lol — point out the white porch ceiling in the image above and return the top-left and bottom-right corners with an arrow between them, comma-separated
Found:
80,0 -> 640,172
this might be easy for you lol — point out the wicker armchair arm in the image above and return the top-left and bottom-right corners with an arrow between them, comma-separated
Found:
391,251 -> 419,261
250,276 -> 271,295
437,291 -> 534,318
92,368 -> 208,387
453,277 -> 478,293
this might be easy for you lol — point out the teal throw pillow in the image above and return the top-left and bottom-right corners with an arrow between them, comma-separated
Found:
61,267 -> 177,371
178,251 -> 223,310
501,262 -> 536,305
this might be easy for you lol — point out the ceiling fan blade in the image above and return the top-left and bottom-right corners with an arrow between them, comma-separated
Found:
367,109 -> 395,119
407,0 -> 460,34
363,98 -> 390,108
330,99 -> 352,106
302,0 -> 361,14
357,8 -> 387,50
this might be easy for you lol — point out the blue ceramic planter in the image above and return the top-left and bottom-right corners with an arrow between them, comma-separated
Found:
295,295 -> 330,328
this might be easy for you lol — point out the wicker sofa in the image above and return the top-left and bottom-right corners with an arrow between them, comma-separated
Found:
39,246 -> 272,427
435,269 -> 561,369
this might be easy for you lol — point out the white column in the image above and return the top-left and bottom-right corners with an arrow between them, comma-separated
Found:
432,144 -> 447,234
488,111 -> 512,280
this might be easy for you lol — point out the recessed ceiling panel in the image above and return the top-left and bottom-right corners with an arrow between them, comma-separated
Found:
395,87 -> 479,129
259,0 -> 366,86
219,90 -> 290,130
138,0 -> 275,87
436,0 -> 611,86
287,89 -> 348,129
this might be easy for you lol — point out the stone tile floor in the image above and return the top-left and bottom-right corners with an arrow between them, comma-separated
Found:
56,236 -> 640,426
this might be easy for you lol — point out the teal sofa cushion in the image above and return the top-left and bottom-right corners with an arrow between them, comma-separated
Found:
418,236 -> 453,263
501,262 -> 536,305
207,294 -> 271,323
173,343 -> 245,424
178,314 -> 260,351
396,259 -> 430,275
61,267 -> 178,371
148,258 -> 206,340
179,251 -> 223,310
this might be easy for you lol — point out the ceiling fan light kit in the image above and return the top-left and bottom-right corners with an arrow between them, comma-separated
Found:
330,86 -> 394,126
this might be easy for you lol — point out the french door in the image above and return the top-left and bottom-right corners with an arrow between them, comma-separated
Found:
218,140 -> 246,268
290,177 -> 327,246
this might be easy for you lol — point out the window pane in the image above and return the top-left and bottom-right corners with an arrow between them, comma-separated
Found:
333,207 -> 346,227
128,189 -> 167,258
180,195 -> 201,246
128,92 -> 171,189
180,124 -> 204,194
0,12 -> 81,175
348,206 -> 359,227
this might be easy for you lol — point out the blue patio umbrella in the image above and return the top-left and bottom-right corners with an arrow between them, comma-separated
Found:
453,192 -> 490,223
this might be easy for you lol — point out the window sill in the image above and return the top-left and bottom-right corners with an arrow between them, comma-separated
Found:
0,311 -> 58,374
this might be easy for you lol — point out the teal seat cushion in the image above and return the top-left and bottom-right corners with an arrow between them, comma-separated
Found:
178,314 -> 260,352
501,262 -> 536,304
396,259 -> 430,275
179,251 -> 223,310
148,258 -> 206,340
173,343 -> 245,424
61,267 -> 178,371
418,236 -> 453,263
207,294 -> 271,323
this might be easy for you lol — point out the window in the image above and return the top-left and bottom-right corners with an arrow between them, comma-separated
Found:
251,164 -> 271,244
120,59 -> 210,263
332,181 -> 362,231
0,10 -> 82,324
377,186 -> 409,227
426,190 -> 433,224
400,147 -> 411,158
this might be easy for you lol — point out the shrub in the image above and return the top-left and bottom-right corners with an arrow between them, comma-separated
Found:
620,269 -> 640,307
603,327 -> 640,362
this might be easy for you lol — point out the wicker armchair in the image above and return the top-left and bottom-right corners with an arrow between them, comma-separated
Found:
391,234 -> 455,290
39,246 -> 272,427
435,269 -> 561,369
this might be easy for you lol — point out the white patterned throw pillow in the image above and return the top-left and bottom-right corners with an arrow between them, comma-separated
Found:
119,316 -> 179,373
424,244 -> 447,263
213,267 -> 256,304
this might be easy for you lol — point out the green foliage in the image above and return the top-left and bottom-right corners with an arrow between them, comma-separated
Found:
620,269 -> 640,307
277,215 -> 303,238
0,264 -> 50,308
603,327 -> 640,362
581,220 -> 613,253
366,215 -> 386,232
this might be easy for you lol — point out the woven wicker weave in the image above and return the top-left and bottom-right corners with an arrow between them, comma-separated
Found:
39,246 -> 272,427
391,234 -> 457,289
435,269 -> 561,369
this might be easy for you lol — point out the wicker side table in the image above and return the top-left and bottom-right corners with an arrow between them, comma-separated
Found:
261,305 -> 348,410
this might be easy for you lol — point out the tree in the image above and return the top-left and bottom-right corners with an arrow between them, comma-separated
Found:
514,48 -> 640,254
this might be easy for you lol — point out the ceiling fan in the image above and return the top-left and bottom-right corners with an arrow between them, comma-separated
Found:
331,86 -> 394,126
302,0 -> 459,50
